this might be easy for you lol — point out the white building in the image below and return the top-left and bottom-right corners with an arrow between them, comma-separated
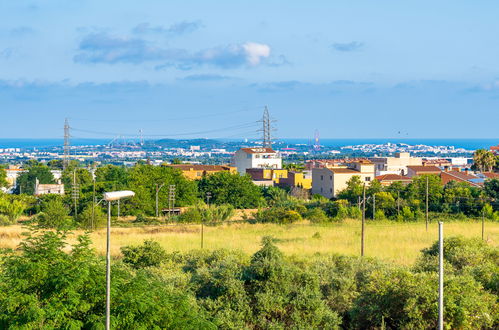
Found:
34,178 -> 65,195
369,152 -> 422,176
232,148 -> 282,175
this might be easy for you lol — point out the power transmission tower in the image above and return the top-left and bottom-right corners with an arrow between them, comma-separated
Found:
168,185 -> 176,218
258,106 -> 276,148
63,118 -> 71,170
313,129 -> 321,152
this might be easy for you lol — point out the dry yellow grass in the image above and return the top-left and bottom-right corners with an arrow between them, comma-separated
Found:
1,220 -> 497,265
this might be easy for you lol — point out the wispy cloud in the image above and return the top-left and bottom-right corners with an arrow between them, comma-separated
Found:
0,48 -> 13,59
331,41 -> 364,52
180,74 -> 233,81
74,33 -> 271,69
132,21 -> 202,35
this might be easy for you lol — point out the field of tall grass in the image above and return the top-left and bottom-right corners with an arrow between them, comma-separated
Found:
1,220 -> 497,265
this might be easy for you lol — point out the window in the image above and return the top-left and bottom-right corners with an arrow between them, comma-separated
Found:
329,188 -> 332,193
320,175 -> 323,180
330,175 -> 332,180
365,177 -> 371,182
196,172 -> 202,177
247,154 -> 252,159
320,187 -> 323,192
255,155 -> 260,158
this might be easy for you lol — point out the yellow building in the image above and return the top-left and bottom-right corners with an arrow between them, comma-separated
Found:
246,168 -> 288,184
279,171 -> 312,189
164,164 -> 237,180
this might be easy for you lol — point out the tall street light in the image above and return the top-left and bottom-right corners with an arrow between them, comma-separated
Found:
103,190 -> 135,330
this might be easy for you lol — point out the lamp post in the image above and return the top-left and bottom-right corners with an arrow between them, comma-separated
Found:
103,190 -> 135,330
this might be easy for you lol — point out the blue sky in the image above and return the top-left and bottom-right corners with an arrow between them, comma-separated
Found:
1,1 -> 499,139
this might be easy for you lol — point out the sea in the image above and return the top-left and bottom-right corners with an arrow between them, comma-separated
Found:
0,138 -> 497,151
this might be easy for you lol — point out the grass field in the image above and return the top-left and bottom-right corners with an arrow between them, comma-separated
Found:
1,220 -> 497,265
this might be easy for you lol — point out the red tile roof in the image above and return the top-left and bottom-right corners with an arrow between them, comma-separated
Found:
376,174 -> 412,181
483,172 -> 499,179
240,148 -> 276,154
168,164 -> 233,171
407,166 -> 441,173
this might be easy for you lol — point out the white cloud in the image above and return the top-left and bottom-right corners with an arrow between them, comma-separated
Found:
242,42 -> 270,65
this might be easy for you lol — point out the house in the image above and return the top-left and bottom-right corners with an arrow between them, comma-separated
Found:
490,145 -> 499,155
312,161 -> 375,199
370,152 -> 422,176
246,168 -> 288,185
406,166 -> 441,178
440,170 -> 481,187
375,174 -> 412,186
34,178 -> 65,195
232,148 -> 282,175
164,164 -> 236,180
279,171 -> 312,190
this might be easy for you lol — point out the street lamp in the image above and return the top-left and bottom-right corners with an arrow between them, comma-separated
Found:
103,190 -> 135,330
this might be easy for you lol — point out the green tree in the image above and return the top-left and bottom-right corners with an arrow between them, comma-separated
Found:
121,240 -> 167,269
15,164 -> 55,195
36,197 -> 72,229
78,203 -> 106,230
405,174 -> 443,211
473,149 -> 496,172
337,175 -> 364,203
198,172 -> 264,208
484,178 -> 499,201
126,164 -> 198,216
0,167 -> 7,188
0,194 -> 27,223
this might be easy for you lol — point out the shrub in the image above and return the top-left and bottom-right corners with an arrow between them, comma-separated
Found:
78,204 -> 106,230
36,198 -> 72,229
304,208 -> 330,223
254,208 -> 302,224
121,240 -> 167,269
0,214 -> 14,226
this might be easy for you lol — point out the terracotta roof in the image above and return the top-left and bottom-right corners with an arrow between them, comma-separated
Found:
330,168 -> 358,174
240,148 -> 276,154
168,164 -> 232,171
441,171 -> 480,187
407,166 -> 441,173
483,172 -> 499,179
376,174 -> 412,181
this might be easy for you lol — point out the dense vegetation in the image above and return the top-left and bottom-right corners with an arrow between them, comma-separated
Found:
0,161 -> 498,228
0,230 -> 496,329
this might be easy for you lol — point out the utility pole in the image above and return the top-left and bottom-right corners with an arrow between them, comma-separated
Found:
397,191 -> 400,216
155,183 -> 165,218
438,221 -> 444,330
117,200 -> 120,220
72,169 -> 80,219
202,192 -> 211,249
92,178 -> 96,230
168,185 -> 176,218
373,193 -> 376,220
482,207 -> 485,241
426,176 -> 429,231
63,118 -> 70,170
361,183 -> 366,257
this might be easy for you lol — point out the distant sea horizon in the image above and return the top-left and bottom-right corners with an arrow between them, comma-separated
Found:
0,138 -> 497,151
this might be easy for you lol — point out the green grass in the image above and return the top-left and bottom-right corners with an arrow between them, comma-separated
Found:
1,220 -> 497,265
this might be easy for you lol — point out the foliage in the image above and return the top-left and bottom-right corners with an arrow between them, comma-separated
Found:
474,149 -> 496,172
303,207 -> 330,223
121,240 -> 167,269
0,193 -> 27,222
178,203 -> 235,224
198,172 -> 264,208
78,203 -> 107,230
484,178 -> 499,200
337,175 -> 363,203
15,164 -> 55,195
36,197 -> 73,229
0,168 -> 7,188
0,230 -> 212,328
254,207 -> 302,224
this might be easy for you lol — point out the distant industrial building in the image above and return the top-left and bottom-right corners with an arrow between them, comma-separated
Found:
312,160 -> 375,199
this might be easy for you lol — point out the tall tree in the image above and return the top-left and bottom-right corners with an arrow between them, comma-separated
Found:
0,167 -> 7,188
473,149 -> 496,172
15,165 -> 55,195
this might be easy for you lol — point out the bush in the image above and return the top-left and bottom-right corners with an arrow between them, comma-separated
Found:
304,208 -> 330,223
78,204 -> 106,230
177,203 -> 235,224
0,214 -> 14,226
254,208 -> 302,224
121,240 -> 167,269
36,198 -> 73,229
